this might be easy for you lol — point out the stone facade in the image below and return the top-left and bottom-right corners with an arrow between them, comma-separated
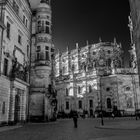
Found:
30,0 -> 57,121
55,41 -> 140,116
101,74 -> 140,115
0,0 -> 31,124
129,0 -> 140,85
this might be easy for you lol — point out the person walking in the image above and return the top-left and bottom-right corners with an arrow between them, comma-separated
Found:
72,111 -> 78,128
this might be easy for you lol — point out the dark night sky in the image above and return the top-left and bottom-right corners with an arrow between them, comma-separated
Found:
30,0 -> 131,66
51,0 -> 131,66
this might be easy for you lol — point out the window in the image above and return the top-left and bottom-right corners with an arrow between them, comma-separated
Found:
27,45 -> 30,58
36,46 -> 41,60
45,21 -> 50,33
45,46 -> 49,50
71,64 -> 75,72
37,21 -> 42,33
2,102 -> 5,114
107,98 -> 112,109
89,100 -> 93,108
78,86 -> 81,94
18,35 -> 22,44
93,51 -> 96,55
3,58 -> 8,76
106,87 -> 110,92
66,88 -> 69,96
6,22 -> 10,39
66,101 -> 69,110
89,85 -> 92,93
79,100 -> 82,109
107,59 -> 111,67
62,66 -> 66,74
51,48 -> 54,53
23,15 -> 25,24
108,50 -> 111,54
26,19 -> 28,27
45,51 -> 49,61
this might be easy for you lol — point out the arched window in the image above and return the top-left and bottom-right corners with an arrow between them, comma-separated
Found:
66,88 -> 69,96
78,86 -> 81,94
89,85 -> 92,93
107,98 -> 112,109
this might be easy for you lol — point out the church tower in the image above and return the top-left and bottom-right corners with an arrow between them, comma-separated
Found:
30,0 -> 55,121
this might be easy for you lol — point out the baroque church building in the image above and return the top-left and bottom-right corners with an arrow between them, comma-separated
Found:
55,39 -> 140,117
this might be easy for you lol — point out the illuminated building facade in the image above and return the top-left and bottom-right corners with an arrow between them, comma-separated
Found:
55,40 -> 140,116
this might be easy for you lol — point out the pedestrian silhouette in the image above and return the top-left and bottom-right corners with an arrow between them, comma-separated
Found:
72,111 -> 78,128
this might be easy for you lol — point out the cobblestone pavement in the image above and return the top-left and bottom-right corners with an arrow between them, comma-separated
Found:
0,117 -> 140,140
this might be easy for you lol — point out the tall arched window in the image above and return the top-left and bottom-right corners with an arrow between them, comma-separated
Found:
107,98 -> 112,109
66,88 -> 69,96
78,86 -> 81,94
89,85 -> 92,93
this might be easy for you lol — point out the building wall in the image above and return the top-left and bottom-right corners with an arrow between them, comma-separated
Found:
0,76 -> 10,123
30,0 -> 56,121
101,74 -> 140,115
129,0 -> 140,85
0,0 -> 31,124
